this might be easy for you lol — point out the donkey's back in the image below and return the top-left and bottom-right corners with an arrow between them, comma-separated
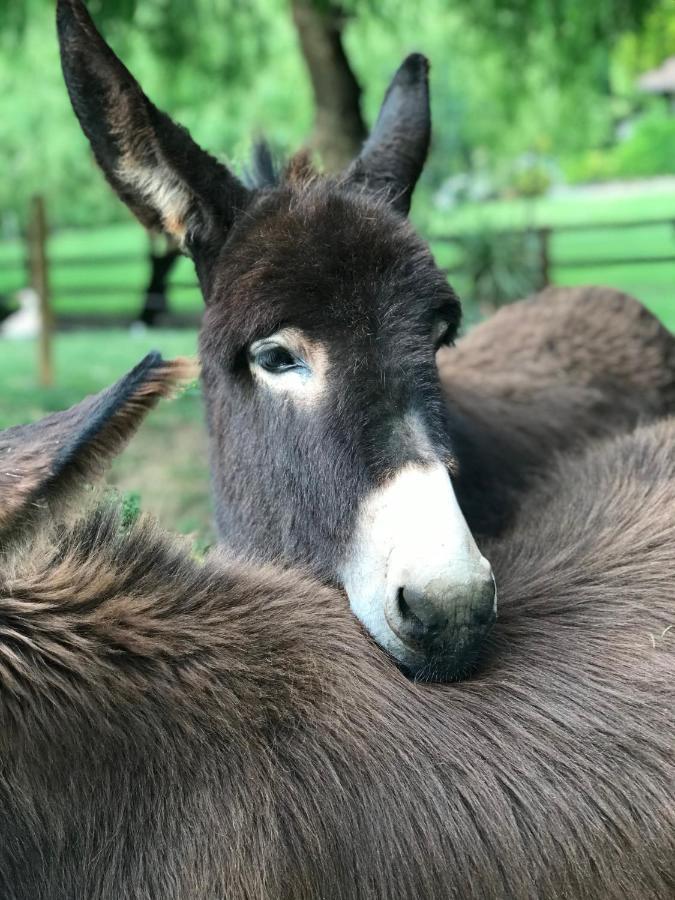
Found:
440,285 -> 675,536
0,357 -> 673,898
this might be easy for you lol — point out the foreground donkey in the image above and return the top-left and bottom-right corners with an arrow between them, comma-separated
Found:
57,0 -> 675,680
0,356 -> 673,898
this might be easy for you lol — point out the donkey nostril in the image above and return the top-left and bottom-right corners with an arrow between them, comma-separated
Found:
397,587 -> 426,630
390,574 -> 496,651
473,576 -> 497,623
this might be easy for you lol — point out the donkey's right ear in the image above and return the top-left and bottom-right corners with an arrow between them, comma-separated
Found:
0,353 -> 197,544
345,54 -> 430,216
57,0 -> 250,266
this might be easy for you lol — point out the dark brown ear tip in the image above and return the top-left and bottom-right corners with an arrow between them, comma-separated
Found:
56,0 -> 82,31
396,54 -> 430,86
56,0 -> 93,51
55,1 -> 73,40
0,350 -> 199,541
43,351 -> 197,481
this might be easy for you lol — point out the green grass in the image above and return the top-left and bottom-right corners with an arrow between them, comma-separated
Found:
0,330 -> 214,544
422,185 -> 675,232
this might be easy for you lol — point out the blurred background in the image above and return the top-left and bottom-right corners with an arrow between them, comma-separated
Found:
1,0 -> 674,544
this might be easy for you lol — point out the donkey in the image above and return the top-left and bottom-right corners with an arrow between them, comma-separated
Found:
440,283 -> 675,535
0,356 -> 673,899
57,0 -> 675,681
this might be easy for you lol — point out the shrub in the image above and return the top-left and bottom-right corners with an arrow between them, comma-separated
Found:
612,108 -> 675,177
508,162 -> 553,198
456,228 -> 544,312
120,491 -> 142,529
566,107 -> 675,183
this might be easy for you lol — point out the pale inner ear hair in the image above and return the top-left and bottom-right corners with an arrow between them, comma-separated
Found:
117,156 -> 192,246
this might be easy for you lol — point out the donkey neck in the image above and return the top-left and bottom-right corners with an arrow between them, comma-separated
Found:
0,508 -> 349,730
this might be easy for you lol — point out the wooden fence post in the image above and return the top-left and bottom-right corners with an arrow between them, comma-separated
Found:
28,195 -> 53,387
538,227 -> 552,288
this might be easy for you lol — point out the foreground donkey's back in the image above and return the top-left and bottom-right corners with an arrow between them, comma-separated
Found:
0,354 -> 673,899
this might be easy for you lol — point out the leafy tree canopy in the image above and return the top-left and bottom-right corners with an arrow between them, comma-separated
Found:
0,0 -> 670,232
463,0 -> 659,66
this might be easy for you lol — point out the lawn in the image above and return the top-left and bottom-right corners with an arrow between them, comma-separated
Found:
0,330 -> 214,546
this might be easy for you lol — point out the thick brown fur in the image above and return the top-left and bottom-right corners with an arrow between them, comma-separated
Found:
439,286 -> 675,535
445,286 -> 675,409
0,373 -> 673,898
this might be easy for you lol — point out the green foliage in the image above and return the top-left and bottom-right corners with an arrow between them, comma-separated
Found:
508,163 -> 553,199
564,149 -> 616,183
456,229 -> 544,310
612,106 -> 675,175
566,105 -> 675,181
0,0 -> 671,231
120,490 -> 142,529
462,0 -> 659,72
0,0 -> 311,230
613,0 -> 675,81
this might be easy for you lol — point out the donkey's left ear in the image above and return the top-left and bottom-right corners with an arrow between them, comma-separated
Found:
0,353 -> 197,543
57,0 -> 250,265
345,54 -> 431,216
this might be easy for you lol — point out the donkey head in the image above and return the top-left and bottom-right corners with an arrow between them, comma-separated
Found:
57,0 -> 495,681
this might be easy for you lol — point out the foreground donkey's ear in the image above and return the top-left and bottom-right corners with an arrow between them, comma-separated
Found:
0,353 -> 197,542
346,54 -> 431,216
56,0 -> 250,264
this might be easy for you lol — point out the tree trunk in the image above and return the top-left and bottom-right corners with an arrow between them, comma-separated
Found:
290,0 -> 366,172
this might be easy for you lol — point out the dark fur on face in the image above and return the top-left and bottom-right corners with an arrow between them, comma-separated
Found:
0,367 -> 673,898
200,180 -> 460,576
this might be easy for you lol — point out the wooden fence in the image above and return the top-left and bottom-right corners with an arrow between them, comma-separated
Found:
431,216 -> 675,283
2,199 -> 674,385
3,211 -> 674,312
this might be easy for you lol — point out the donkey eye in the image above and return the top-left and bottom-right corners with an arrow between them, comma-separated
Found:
253,345 -> 300,373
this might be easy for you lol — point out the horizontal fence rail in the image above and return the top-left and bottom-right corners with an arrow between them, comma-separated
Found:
429,217 -> 675,292
430,216 -> 675,241
555,254 -> 675,268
